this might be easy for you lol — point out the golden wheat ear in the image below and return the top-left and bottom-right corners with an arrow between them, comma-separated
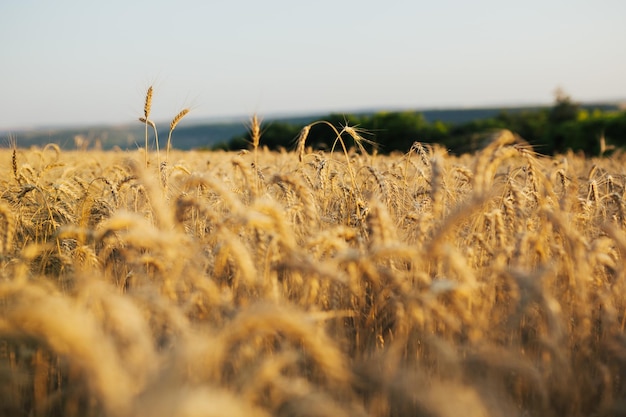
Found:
166,108 -> 190,162
138,117 -> 155,128
144,86 -> 153,119
295,124 -> 312,163
248,114 -> 263,195
142,86 -> 154,167
250,114 -> 261,150
9,134 -> 19,185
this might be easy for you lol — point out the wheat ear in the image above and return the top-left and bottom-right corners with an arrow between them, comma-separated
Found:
296,124 -> 312,163
166,108 -> 189,163
249,114 -> 262,194
144,86 -> 152,119
295,120 -> 341,162
9,135 -> 19,185
142,86 -> 154,167
250,113 -> 261,150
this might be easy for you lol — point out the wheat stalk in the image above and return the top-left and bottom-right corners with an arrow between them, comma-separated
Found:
141,86 -> 154,167
166,108 -> 190,163
0,202 -> 15,256
250,114 -> 261,151
249,114 -> 262,195
8,134 -> 19,185
296,124 -> 312,163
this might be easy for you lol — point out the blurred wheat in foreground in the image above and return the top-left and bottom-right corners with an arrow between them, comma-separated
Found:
1,129 -> 626,417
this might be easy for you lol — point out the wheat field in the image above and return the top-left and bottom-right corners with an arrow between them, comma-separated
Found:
1,128 -> 626,417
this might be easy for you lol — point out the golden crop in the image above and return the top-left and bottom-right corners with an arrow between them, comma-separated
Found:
1,130 -> 625,417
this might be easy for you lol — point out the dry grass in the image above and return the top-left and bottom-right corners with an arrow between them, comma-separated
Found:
1,128 -> 626,417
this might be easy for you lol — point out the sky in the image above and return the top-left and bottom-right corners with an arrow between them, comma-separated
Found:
1,0 -> 625,130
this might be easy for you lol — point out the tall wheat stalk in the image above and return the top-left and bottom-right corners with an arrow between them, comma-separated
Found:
166,108 -> 190,163
250,114 -> 262,195
142,86 -> 154,167
8,134 -> 20,185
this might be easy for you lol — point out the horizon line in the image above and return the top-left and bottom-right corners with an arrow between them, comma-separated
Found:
2,98 -> 625,133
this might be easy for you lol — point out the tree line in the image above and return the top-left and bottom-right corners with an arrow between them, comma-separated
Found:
217,93 -> 626,156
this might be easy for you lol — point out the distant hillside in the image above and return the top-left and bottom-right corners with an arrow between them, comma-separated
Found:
0,122 -> 251,151
359,103 -> 620,124
2,103 -> 621,150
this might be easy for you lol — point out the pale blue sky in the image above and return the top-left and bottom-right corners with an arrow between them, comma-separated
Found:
1,0 -> 625,130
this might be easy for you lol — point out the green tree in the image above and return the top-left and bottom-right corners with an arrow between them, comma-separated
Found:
547,88 -> 582,152
366,111 -> 430,151
549,88 -> 580,124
